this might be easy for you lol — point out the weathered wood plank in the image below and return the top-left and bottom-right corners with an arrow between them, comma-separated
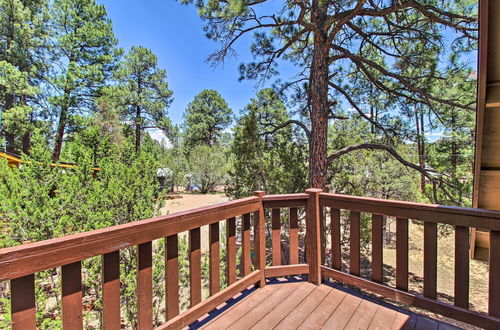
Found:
209,222 -> 220,295
62,261 -> 83,329
137,242 -> 152,330
11,274 -> 36,330
344,298 -> 379,329
272,208 -> 282,265
262,193 -> 308,209
289,207 -> 299,265
189,228 -> 201,307
396,218 -> 409,291
202,283 -> 280,329
166,234 -> 179,319
253,282 -> 316,329
297,286 -> 347,329
227,281 -> 303,329
264,264 -> 309,277
372,214 -> 383,283
454,226 -> 469,309
242,213 -> 251,276
226,217 -> 237,285
102,251 -> 120,329
424,222 -> 437,299
322,290 -> 362,329
350,211 -> 361,276
157,270 -> 260,330
331,208 -> 341,270
274,285 -> 332,329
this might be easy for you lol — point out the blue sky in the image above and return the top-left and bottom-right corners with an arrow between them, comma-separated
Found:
99,0 -> 273,127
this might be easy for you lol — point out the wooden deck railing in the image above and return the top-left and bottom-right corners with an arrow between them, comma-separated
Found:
319,192 -> 500,329
1,189 -> 500,329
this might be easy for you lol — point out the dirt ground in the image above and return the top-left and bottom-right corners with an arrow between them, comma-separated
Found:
160,193 -> 229,215
159,193 -> 230,252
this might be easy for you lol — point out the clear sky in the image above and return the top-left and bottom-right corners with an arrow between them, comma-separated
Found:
99,0 -> 270,127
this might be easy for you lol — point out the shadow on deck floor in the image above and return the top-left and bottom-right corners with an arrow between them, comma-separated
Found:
188,277 -> 463,330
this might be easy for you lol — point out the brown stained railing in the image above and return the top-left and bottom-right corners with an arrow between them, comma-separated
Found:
2,190 -> 500,329
0,195 -> 265,329
320,192 -> 500,329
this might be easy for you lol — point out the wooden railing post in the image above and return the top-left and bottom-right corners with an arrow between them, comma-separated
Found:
253,191 -> 266,287
306,188 -> 322,285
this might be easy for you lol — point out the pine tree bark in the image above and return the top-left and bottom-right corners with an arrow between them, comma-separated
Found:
308,2 -> 329,191
53,101 -> 68,162
308,1 -> 330,265
135,104 -> 141,152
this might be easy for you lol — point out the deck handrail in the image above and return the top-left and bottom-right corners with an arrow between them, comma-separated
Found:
319,191 -> 500,329
0,196 -> 260,281
2,191 -> 500,329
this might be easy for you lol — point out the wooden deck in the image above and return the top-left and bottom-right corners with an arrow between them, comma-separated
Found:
192,278 -> 462,330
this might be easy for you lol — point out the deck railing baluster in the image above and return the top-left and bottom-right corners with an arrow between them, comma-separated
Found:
272,208 -> 281,266
242,213 -> 251,276
396,217 -> 409,291
137,242 -> 152,330
331,208 -> 341,270
166,234 -> 179,320
189,228 -> 201,307
61,261 -> 83,329
371,214 -> 383,283
423,222 -> 438,299
11,274 -> 36,330
226,217 -> 237,285
102,251 -> 120,329
454,225 -> 469,309
349,211 -> 361,276
289,207 -> 299,265
209,222 -> 220,295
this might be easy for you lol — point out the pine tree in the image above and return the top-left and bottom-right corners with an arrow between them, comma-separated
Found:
183,89 -> 232,149
114,46 -> 173,152
0,0 -> 48,154
50,0 -> 120,161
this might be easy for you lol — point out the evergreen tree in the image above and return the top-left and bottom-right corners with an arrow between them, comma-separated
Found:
49,0 -> 120,161
183,89 -> 232,149
0,0 -> 48,154
229,89 -> 307,198
114,46 -> 173,152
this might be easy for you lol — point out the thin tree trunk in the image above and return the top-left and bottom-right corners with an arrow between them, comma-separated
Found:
135,104 -> 141,152
420,109 -> 426,190
451,109 -> 457,177
415,107 -> 425,193
53,101 -> 68,162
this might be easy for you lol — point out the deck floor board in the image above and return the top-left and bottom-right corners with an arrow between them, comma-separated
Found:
197,279 -> 462,330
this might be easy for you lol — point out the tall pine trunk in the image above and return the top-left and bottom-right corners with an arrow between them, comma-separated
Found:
53,102 -> 68,162
308,1 -> 329,264
308,4 -> 329,191
135,104 -> 141,152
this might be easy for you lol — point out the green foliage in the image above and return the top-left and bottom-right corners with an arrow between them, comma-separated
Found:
228,89 -> 307,198
113,46 -> 174,150
183,89 -> 232,149
186,144 -> 229,193
0,129 -> 159,328
0,0 -> 48,152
